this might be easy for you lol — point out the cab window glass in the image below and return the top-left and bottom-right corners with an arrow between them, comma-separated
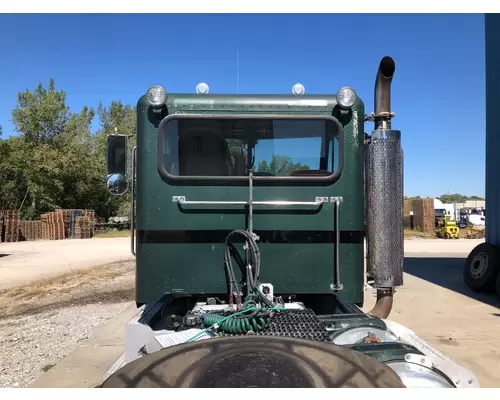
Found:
161,118 -> 340,178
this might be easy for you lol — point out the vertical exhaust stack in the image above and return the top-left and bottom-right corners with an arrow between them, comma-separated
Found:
366,56 -> 404,319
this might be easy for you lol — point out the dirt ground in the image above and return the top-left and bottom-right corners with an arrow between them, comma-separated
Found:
0,237 -> 133,290
1,237 -> 499,388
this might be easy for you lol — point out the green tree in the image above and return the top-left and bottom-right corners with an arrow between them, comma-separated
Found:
0,79 -> 139,221
7,79 -> 111,219
0,136 -> 29,211
257,155 -> 310,176
438,193 -> 486,203
11,79 -> 69,146
439,193 -> 466,203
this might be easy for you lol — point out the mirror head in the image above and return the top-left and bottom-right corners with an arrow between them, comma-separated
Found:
106,134 -> 128,176
107,173 -> 128,196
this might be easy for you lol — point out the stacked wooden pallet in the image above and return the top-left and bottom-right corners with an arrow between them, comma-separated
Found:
40,213 -> 50,239
61,210 -> 73,239
19,220 -> 43,241
83,209 -> 96,236
8,209 -> 98,241
403,199 -> 412,229
466,227 -> 486,239
412,199 -> 435,233
0,209 -> 20,242
50,211 -> 65,240
74,216 -> 92,239
59,209 -> 84,239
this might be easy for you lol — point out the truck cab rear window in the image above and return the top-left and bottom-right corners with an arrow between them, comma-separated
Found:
160,117 -> 341,178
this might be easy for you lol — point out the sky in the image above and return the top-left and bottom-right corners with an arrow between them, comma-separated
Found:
0,13 -> 486,197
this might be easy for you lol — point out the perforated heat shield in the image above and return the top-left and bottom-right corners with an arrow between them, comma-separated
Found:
366,129 -> 404,288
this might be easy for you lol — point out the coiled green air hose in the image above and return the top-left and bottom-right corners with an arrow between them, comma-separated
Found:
200,288 -> 286,336
183,304 -> 286,343
203,312 -> 269,334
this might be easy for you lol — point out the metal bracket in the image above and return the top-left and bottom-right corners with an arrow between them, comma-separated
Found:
330,196 -> 343,203
364,111 -> 396,122
404,353 -> 434,370
330,283 -> 344,291
172,196 -> 186,203
249,231 -> 260,242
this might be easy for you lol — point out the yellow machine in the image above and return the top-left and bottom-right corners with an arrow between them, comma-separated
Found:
436,215 -> 460,239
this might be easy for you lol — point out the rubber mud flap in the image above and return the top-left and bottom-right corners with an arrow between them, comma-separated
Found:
100,336 -> 406,388
463,243 -> 499,292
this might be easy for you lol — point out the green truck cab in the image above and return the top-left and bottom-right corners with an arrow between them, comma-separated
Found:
101,57 -> 478,388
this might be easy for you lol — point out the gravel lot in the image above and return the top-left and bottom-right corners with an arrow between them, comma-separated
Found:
0,260 -> 134,388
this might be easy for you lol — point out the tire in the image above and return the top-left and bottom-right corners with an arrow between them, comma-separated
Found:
444,232 -> 450,239
496,272 -> 500,300
101,335 -> 406,388
463,243 -> 500,292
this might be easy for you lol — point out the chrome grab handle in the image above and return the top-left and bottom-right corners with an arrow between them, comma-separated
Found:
331,196 -> 343,291
172,196 -> 329,207
130,146 -> 137,257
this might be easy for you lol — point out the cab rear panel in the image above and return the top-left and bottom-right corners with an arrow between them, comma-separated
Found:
135,94 -> 365,305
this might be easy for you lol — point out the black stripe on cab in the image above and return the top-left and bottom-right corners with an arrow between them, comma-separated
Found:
137,230 -> 364,244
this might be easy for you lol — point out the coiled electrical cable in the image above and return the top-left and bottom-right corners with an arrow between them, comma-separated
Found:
224,229 -> 260,296
224,229 -> 273,308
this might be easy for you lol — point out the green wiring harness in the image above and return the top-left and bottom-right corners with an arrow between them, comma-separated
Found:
183,229 -> 285,343
223,229 -> 274,307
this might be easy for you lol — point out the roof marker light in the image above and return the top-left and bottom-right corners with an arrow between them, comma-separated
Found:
336,86 -> 357,108
196,82 -> 209,94
292,83 -> 305,95
147,85 -> 167,108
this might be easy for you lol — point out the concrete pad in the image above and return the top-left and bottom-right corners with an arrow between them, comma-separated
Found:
364,250 -> 500,388
402,238 -> 484,254
30,303 -> 138,388
0,238 -> 133,290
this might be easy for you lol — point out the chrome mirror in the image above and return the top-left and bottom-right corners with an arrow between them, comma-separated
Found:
107,173 -> 128,196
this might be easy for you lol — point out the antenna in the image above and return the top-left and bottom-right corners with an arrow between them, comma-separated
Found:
237,50 -> 240,94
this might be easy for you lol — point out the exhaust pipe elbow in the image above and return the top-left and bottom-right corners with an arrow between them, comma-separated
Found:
368,288 -> 394,319
374,56 -> 396,129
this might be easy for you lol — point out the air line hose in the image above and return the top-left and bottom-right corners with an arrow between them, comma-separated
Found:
199,287 -> 284,336
203,312 -> 269,334
185,305 -> 286,341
